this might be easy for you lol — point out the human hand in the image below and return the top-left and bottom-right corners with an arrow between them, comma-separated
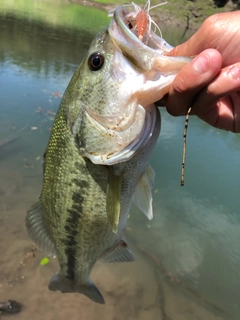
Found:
164,11 -> 240,133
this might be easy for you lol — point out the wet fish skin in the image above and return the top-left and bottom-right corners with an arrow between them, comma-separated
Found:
26,28 -> 160,304
26,3 -> 191,303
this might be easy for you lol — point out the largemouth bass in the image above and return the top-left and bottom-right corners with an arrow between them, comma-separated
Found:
26,4 -> 190,304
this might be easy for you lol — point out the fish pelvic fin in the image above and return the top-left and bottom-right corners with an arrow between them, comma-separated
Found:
133,164 -> 155,220
101,239 -> 135,263
106,169 -> 123,234
25,200 -> 56,256
49,273 -> 105,304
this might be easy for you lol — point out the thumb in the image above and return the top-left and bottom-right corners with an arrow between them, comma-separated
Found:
166,49 -> 222,116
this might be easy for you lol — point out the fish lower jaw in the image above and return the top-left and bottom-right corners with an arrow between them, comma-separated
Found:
137,74 -> 176,107
83,104 -> 158,166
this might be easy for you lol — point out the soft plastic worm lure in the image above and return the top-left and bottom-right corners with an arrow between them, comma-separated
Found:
135,8 -> 149,40
181,106 -> 192,186
126,1 -> 167,42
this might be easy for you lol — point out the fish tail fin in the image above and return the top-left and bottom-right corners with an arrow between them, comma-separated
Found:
48,272 -> 75,292
49,273 -> 105,304
80,278 -> 105,304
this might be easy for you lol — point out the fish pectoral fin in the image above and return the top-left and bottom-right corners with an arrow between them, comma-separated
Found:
49,273 -> 105,304
25,200 -> 56,256
106,169 -> 123,234
101,239 -> 135,263
133,164 -> 155,220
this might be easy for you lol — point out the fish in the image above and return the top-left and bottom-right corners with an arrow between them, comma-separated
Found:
26,3 -> 191,304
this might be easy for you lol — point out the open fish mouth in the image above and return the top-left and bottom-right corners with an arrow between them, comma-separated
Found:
108,4 -> 191,74
109,4 -> 173,54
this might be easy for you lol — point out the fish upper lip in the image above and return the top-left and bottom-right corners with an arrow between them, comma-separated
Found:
112,6 -> 148,48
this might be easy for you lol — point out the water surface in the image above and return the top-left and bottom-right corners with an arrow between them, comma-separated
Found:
0,1 -> 239,320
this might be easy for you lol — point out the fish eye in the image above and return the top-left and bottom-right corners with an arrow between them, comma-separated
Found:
88,52 -> 104,71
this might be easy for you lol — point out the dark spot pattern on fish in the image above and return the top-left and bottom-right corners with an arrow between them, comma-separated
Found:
73,109 -> 86,149
64,211 -> 80,278
85,158 -> 108,193
75,132 -> 86,149
62,156 -> 91,278
72,177 -> 89,189
64,177 -> 86,278
72,192 -> 85,212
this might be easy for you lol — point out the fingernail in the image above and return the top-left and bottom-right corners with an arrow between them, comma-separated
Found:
230,65 -> 240,80
193,55 -> 209,74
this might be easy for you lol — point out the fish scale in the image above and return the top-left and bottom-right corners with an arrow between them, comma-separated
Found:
43,121 -> 111,280
26,5 -> 190,304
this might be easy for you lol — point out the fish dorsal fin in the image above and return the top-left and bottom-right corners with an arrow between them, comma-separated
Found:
25,200 -> 56,257
101,240 -> 135,263
133,164 -> 155,220
106,169 -> 123,234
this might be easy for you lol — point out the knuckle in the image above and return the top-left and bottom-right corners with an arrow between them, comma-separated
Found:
203,13 -> 229,38
203,13 -> 222,29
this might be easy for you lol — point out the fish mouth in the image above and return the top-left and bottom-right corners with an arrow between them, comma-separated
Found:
109,5 -> 173,50
84,103 -> 160,165
108,5 -> 191,74
108,5 -> 172,73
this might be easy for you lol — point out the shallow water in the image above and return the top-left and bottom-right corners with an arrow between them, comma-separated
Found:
0,1 -> 240,320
